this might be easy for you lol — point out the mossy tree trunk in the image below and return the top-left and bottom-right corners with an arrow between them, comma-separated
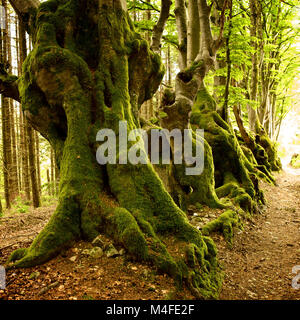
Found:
4,0 -> 224,299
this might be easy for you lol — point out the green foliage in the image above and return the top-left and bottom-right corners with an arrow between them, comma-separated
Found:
290,154 -> 300,168
12,196 -> 30,214
201,210 -> 240,246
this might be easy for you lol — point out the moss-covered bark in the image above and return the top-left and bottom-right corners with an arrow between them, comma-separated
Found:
7,0 -> 223,299
189,86 -> 271,222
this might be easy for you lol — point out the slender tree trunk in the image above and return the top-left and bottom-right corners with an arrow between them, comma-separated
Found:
18,17 -> 31,200
167,45 -> 172,86
1,0 -> 13,207
27,124 -> 40,207
187,0 -> 200,67
174,0 -> 187,70
248,0 -> 260,133
6,10 -> 19,198
9,99 -> 19,195
54,162 -> 59,196
35,131 -> 41,194
221,0 -> 232,123
46,169 -> 51,196
1,95 -> 11,208
50,148 -> 55,196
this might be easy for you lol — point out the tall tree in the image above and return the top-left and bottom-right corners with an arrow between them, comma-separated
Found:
7,9 -> 19,197
1,0 -> 13,207
27,121 -> 40,207
18,16 -> 31,200
35,131 -> 42,194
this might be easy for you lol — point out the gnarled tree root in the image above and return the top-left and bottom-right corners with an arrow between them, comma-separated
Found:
7,188 -> 223,299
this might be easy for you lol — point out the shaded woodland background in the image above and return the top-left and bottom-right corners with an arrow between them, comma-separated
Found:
0,0 -> 59,214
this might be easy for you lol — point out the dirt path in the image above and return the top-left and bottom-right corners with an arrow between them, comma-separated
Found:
0,169 -> 299,300
217,168 -> 300,300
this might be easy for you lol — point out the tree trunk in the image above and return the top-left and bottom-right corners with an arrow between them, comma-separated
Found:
187,0 -> 200,67
174,0 -> 187,70
27,123 -> 40,207
18,17 -> 31,201
220,0 -> 232,123
50,148 -> 55,196
46,169 -> 51,196
248,0 -> 260,133
35,131 -> 42,194
9,99 -> 20,195
1,0 -> 13,208
1,95 -> 11,208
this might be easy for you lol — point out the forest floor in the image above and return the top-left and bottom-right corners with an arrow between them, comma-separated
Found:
0,167 -> 299,300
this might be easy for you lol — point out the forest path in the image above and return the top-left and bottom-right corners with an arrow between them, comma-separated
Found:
217,167 -> 300,300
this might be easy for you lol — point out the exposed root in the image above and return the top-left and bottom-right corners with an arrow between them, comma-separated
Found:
201,209 -> 241,247
7,196 -> 81,268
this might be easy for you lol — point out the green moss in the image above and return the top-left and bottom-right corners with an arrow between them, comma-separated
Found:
201,210 -> 240,246
8,248 -> 28,263
191,86 -> 217,113
111,208 -> 148,260
39,0 -> 59,13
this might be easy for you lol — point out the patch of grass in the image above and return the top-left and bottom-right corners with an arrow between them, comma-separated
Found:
41,194 -> 58,207
11,196 -> 30,214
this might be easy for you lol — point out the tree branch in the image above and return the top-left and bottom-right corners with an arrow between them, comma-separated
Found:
151,0 -> 172,53
196,0 -> 214,63
8,0 -> 39,32
174,0 -> 188,70
8,0 -> 39,15
214,0 -> 230,51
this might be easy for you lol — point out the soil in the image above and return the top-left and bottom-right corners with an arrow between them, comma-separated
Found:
0,168 -> 299,300
217,167 -> 300,300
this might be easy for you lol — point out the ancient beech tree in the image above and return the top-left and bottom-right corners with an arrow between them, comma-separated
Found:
0,0 -> 281,299
0,0 -> 223,299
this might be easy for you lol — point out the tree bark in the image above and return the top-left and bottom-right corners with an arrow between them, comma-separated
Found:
174,0 -> 187,70
248,0 -> 260,133
221,0 -> 232,123
35,131 -> 41,194
27,124 -> 40,207
1,94 -> 11,208
6,10 -> 19,198
18,16 -> 31,200
187,0 -> 200,67
50,148 -> 55,196
151,0 -> 172,54
1,0 -> 13,207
